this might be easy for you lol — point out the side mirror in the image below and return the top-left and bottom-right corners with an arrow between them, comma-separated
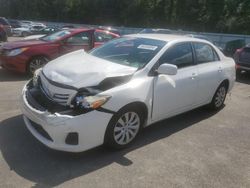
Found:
157,63 -> 178,75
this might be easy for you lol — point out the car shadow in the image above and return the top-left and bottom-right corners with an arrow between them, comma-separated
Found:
0,68 -> 29,82
0,107 -> 218,187
236,72 -> 250,85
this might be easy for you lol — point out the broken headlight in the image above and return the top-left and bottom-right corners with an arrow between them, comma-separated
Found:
75,95 -> 111,110
32,68 -> 42,87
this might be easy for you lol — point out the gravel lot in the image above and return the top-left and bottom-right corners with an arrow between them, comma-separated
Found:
0,37 -> 250,188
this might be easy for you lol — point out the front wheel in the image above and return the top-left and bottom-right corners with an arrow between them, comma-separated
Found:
104,107 -> 144,150
28,56 -> 48,76
209,83 -> 227,110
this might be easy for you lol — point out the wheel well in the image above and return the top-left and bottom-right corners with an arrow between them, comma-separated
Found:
221,79 -> 229,91
26,55 -> 50,72
118,102 -> 148,124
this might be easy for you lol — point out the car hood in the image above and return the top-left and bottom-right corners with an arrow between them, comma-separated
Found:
43,50 -> 137,89
2,39 -> 47,50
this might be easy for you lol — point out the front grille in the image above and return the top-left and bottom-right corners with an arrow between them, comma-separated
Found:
29,119 -> 53,142
39,73 -> 77,106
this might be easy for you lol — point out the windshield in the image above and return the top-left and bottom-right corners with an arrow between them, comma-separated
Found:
41,30 -> 71,42
90,37 -> 166,68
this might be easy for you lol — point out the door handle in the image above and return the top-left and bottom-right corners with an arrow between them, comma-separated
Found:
218,67 -> 222,73
190,73 -> 197,79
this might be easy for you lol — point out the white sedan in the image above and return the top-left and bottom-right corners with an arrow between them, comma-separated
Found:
20,34 -> 235,152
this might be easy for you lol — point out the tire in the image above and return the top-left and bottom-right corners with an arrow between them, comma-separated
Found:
104,105 -> 145,150
28,56 -> 48,76
209,83 -> 228,110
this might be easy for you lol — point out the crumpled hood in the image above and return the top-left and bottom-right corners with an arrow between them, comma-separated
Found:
43,50 -> 137,89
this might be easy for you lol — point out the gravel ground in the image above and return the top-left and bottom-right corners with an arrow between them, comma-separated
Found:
0,37 -> 250,188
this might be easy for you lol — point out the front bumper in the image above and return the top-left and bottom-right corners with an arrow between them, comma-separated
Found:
20,83 -> 113,152
0,54 -> 28,73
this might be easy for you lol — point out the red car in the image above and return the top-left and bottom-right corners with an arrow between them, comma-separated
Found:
0,28 -> 119,74
234,45 -> 250,75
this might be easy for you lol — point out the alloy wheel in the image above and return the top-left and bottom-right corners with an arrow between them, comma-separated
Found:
113,112 -> 140,145
214,86 -> 226,108
29,57 -> 48,75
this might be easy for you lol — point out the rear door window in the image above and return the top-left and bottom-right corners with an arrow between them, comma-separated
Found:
194,43 -> 220,64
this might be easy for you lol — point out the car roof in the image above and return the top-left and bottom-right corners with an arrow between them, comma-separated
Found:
127,33 -> 210,43
66,28 -> 119,36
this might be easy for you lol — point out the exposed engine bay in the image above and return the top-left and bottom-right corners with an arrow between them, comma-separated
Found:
26,73 -> 132,116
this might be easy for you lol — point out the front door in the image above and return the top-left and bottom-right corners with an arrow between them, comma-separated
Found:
60,31 -> 93,55
152,42 -> 198,121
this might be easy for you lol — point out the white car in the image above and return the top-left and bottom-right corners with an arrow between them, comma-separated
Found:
20,34 -> 235,152
12,26 -> 31,37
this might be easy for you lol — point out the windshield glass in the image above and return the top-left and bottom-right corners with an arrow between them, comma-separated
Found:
41,30 -> 71,41
90,37 -> 166,68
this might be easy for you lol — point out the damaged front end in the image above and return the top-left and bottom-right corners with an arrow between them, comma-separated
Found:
25,70 -> 132,116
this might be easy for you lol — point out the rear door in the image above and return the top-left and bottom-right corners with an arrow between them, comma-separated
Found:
193,42 -> 223,105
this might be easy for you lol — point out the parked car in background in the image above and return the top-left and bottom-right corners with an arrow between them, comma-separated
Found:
20,34 -> 235,152
12,25 -> 31,37
12,24 -> 47,37
0,28 -> 119,74
224,39 -> 245,57
20,21 -> 34,27
98,26 -> 121,35
234,44 -> 250,75
30,25 -> 47,32
23,28 -> 117,41
139,28 -> 173,34
0,17 -> 12,36
0,24 -> 8,42
31,26 -> 60,35
8,19 -> 22,28
61,25 -> 75,29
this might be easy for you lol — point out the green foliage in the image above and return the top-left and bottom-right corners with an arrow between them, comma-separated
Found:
0,0 -> 249,34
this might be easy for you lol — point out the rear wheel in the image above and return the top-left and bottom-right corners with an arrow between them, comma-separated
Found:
104,106 -> 144,150
28,56 -> 48,76
209,83 -> 227,110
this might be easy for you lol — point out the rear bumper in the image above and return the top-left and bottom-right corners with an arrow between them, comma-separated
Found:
0,55 -> 28,73
20,83 -> 113,152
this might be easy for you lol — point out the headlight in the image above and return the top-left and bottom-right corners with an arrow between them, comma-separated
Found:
32,68 -> 42,87
6,47 -> 28,56
75,95 -> 111,109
